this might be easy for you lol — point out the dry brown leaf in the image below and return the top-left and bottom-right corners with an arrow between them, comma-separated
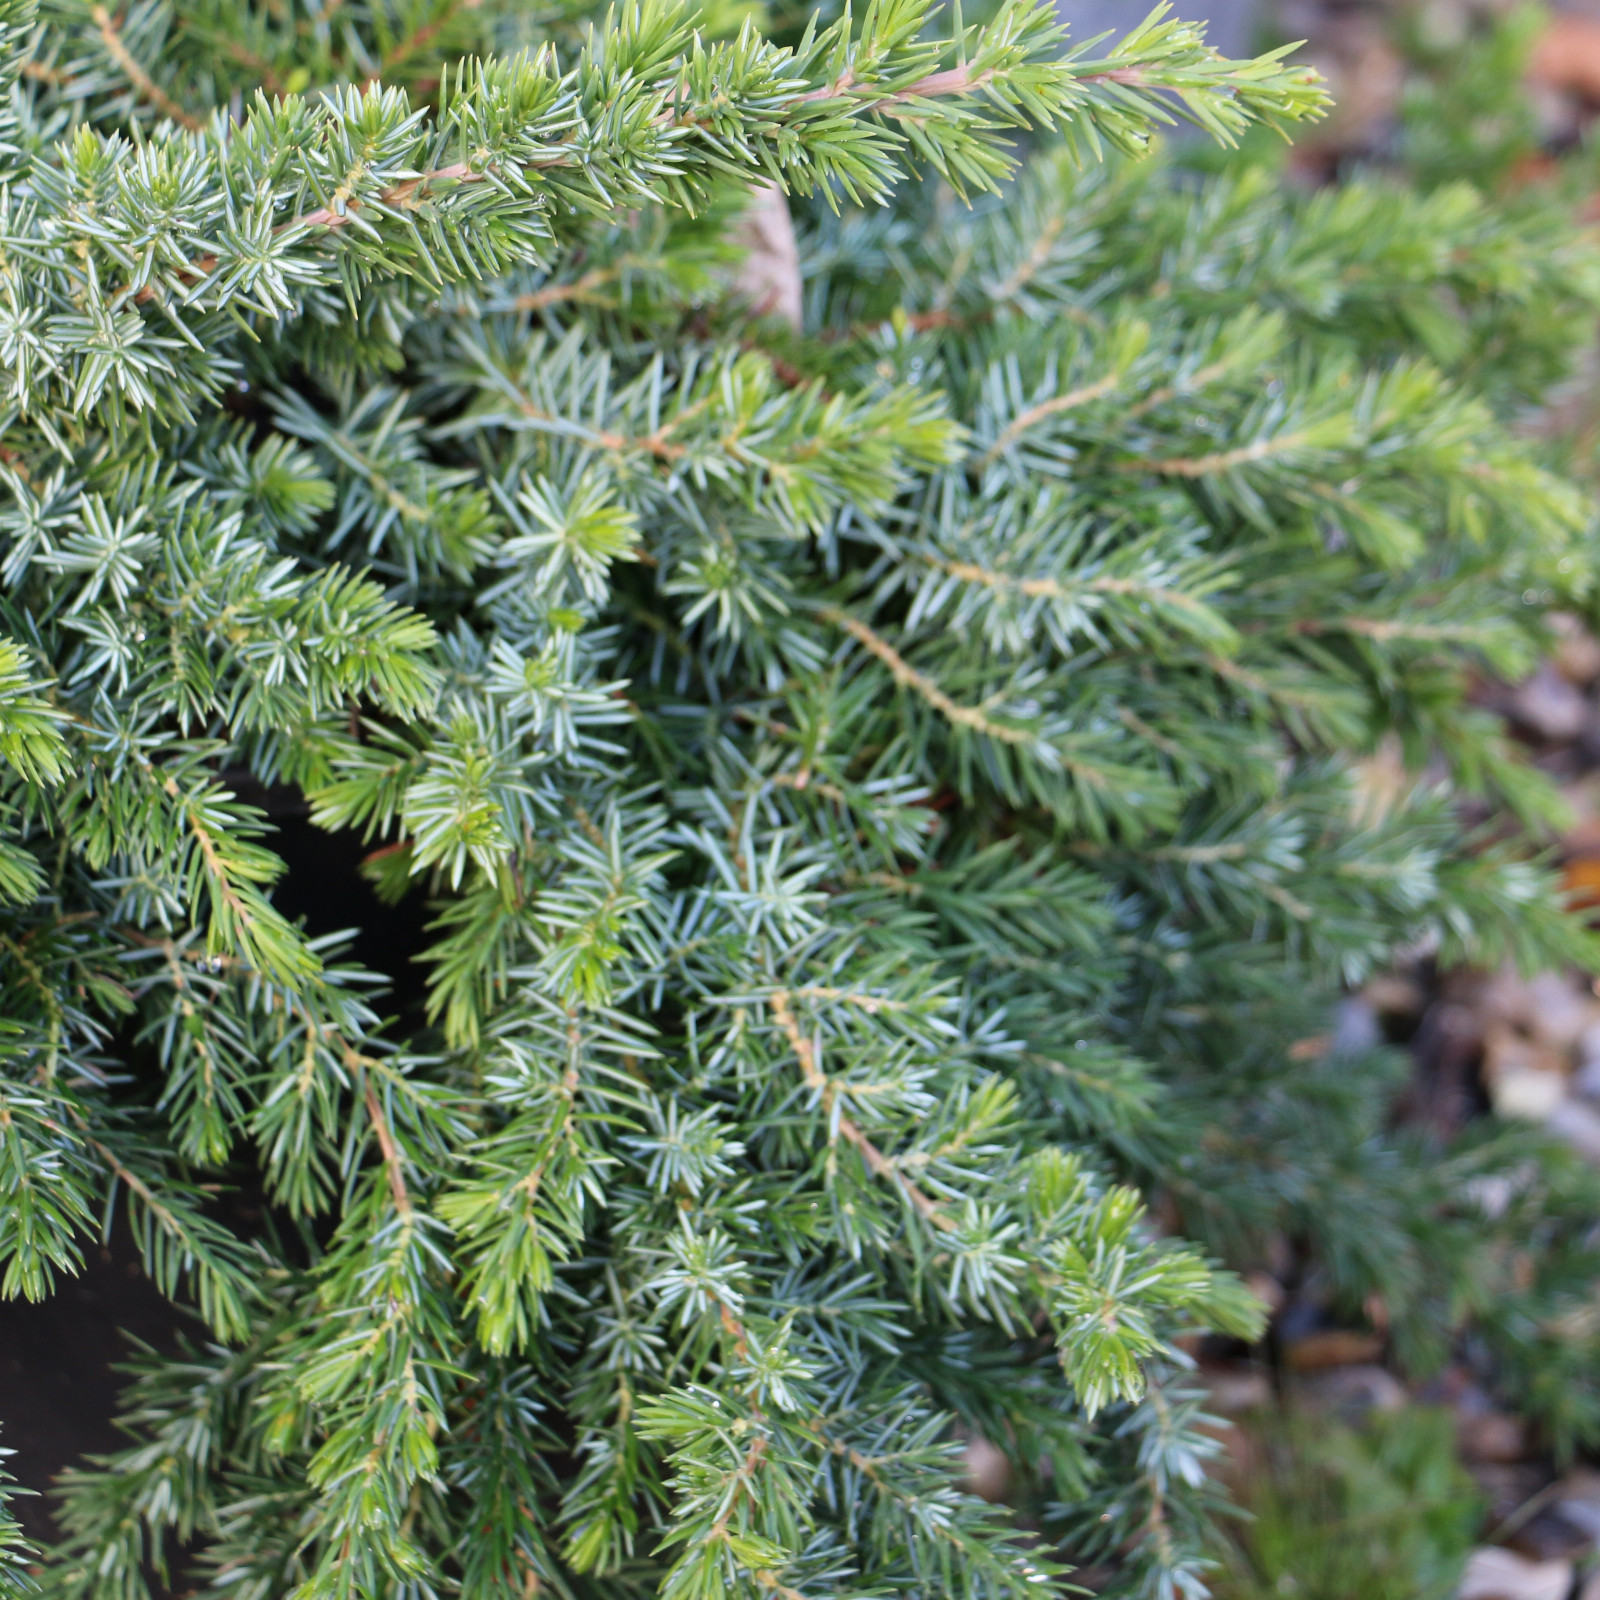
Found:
1459,1409 -> 1530,1465
1530,13 -> 1600,104
1564,856 -> 1600,911
1282,1329 -> 1384,1370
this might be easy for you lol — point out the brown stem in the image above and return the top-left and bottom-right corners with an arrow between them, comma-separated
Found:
131,158 -> 484,303
979,368 -> 1122,464
118,52 -> 1157,307
85,1136 -> 190,1237
752,1573 -> 808,1600
91,5 -> 203,130
509,266 -> 618,311
770,989 -> 952,1230
1121,429 -> 1310,477
161,775 -> 258,931
362,0 -> 469,86
789,984 -> 912,1015
364,1079 -> 413,1215
821,606 -> 1034,749
1123,354 -> 1236,420
766,770 -> 850,805
708,1433 -> 769,1543
932,556 -> 1220,622
1293,616 -> 1463,644
884,63 -> 996,101
20,60 -> 71,87
1077,66 -> 1148,87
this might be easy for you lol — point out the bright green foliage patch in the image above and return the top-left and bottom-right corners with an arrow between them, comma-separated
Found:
1213,1407 -> 1483,1600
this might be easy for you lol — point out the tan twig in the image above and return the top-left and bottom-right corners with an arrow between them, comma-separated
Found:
91,5 -> 203,129
821,607 -> 1033,748
930,556 -> 1220,621
789,985 -> 913,1015
1121,430 -> 1310,477
769,989 -> 952,1229
979,369 -> 1122,463
1123,355 -> 1236,420
363,1078 -> 413,1216
509,266 -> 619,312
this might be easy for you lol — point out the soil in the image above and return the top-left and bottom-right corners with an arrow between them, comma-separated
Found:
0,806 -> 432,1546
0,1226 -> 183,1547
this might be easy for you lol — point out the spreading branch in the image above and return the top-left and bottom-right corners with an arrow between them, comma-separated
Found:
770,989 -> 952,1230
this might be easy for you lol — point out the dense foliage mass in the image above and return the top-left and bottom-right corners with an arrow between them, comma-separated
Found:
2,0 -> 1600,1594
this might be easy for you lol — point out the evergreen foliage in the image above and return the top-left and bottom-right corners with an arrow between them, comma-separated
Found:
1213,1406 -> 1482,1600
1,0 -> 1598,1595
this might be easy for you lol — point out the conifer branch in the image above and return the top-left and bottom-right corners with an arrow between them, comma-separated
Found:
509,267 -> 626,312
821,608 -> 1034,748
927,554 -> 1224,622
752,1573 -> 808,1600
769,989 -> 952,1229
979,370 -> 1123,461
363,1080 -> 413,1217
89,4 -> 203,129
1123,430 -> 1311,476
1124,356 -> 1236,418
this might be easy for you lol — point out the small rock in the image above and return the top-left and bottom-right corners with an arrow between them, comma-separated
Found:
1455,1548 -> 1573,1600
1244,1271 -> 1286,1316
1442,1375 -> 1497,1416
1481,1017 -> 1574,1078
1461,1173 -> 1517,1220
1287,21 -> 1404,160
1511,663 -> 1589,742
1490,1065 -> 1569,1123
1282,1329 -> 1385,1371
1523,972 -> 1594,1052
1555,1467 -> 1600,1541
731,182 -> 803,330
1330,996 -> 1382,1056
1506,1506 -> 1595,1562
1551,613 -> 1600,686
1276,1295 -> 1326,1345
1546,1098 -> 1600,1163
1565,855 -> 1600,914
1572,1055 -> 1600,1102
1479,971 -> 1536,1028
962,1435 -> 1010,1502
1198,1366 -> 1271,1415
1458,1411 -> 1529,1465
1483,1020 -> 1569,1119
1298,1363 -> 1407,1421
1473,1464 -> 1553,1524
1531,12 -> 1600,105
1577,1019 -> 1600,1073
1562,784 -> 1600,847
